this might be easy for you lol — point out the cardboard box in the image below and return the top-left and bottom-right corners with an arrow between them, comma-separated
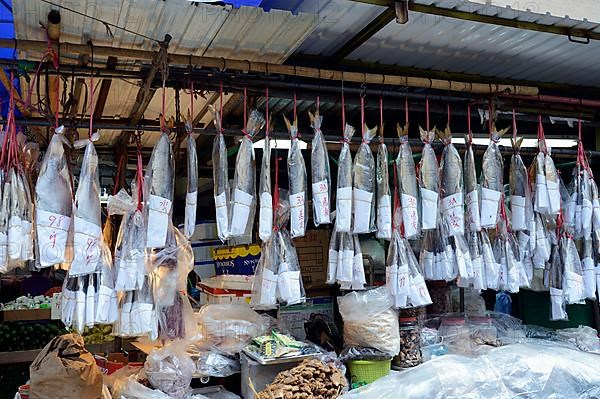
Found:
212,244 -> 261,275
278,296 -> 334,340
1,308 -> 51,322
294,229 -> 330,289
198,275 -> 253,305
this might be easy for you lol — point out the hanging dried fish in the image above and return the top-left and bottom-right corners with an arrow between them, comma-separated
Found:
309,110 -> 331,226
285,115 -> 307,239
0,180 -> 9,272
184,113 -> 198,239
35,126 -> 73,267
480,126 -> 508,229
464,133 -> 481,233
376,132 -> 391,240
258,121 -> 273,242
230,110 -> 265,239
547,243 -> 567,320
418,127 -> 439,231
581,239 -> 596,300
336,124 -> 355,233
210,106 -> 230,242
353,124 -> 377,234
509,137 -> 530,232
397,124 -> 419,239
144,132 -> 174,248
437,126 -> 464,236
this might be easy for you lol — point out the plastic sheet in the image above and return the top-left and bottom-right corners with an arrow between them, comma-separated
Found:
193,352 -> 240,378
339,343 -> 600,399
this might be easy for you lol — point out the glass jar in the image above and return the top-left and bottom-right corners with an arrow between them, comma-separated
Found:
393,317 -> 422,368
426,281 -> 451,315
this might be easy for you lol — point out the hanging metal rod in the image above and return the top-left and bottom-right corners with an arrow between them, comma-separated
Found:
0,38 -> 539,96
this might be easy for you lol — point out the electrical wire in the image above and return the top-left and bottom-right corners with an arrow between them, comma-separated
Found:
39,0 -> 160,44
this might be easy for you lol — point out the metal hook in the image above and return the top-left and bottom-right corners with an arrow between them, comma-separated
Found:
360,82 -> 367,98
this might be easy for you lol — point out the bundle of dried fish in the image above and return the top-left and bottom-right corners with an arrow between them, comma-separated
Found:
561,234 -> 585,304
420,223 -> 455,282
336,232 -> 355,290
309,110 -> 331,226
546,243 -> 567,321
336,124 -> 355,233
418,127 -> 439,231
581,239 -> 596,300
285,115 -> 307,239
184,113 -> 198,239
396,124 -> 419,239
144,132 -> 174,248
480,126 -> 507,229
114,276 -> 157,339
464,133 -> 481,233
481,230 -> 499,290
327,225 -> 339,285
534,119 -> 561,217
531,213 -> 551,268
353,124 -> 377,234
258,118 -> 273,242
35,126 -> 73,267
509,137 -> 530,232
230,109 -> 264,239
376,131 -> 392,240
437,126 -> 464,237
210,106 -> 230,242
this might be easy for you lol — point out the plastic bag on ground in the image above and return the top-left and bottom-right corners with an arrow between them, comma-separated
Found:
144,342 -> 195,399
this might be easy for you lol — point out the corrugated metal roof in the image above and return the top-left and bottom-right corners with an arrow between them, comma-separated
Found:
266,0 -> 600,87
13,1 -> 319,146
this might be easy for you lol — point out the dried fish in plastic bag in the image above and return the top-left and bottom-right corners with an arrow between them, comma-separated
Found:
184,116 -> 198,239
546,243 -> 567,321
285,115 -> 307,238
327,225 -> 339,285
480,127 -> 507,229
35,126 -> 73,267
70,139 -> 102,276
418,127 -> 439,231
144,133 -> 174,248
352,234 -> 366,290
115,276 -> 157,339
376,134 -> 391,240
337,232 -> 355,290
0,179 -> 10,272
464,134 -> 481,232
250,236 -> 278,310
258,129 -> 272,242
353,124 -> 377,234
581,239 -> 596,300
405,237 -> 432,307
437,126 -> 464,236
211,106 -> 230,242
509,138 -> 530,232
397,124 -> 419,238
309,110 -> 331,226
336,124 -> 355,233
230,110 -> 264,239
481,230 -> 500,290
544,147 -> 561,216
562,235 -> 585,304
94,241 -> 118,324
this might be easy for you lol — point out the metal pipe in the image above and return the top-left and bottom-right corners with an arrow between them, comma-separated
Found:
500,93 -> 600,109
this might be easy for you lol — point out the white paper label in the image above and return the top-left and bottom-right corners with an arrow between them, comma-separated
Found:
312,180 -> 330,225
466,190 -> 481,232
420,187 -> 438,230
353,188 -> 374,234
480,188 -> 502,228
278,270 -> 302,305
409,274 -> 432,307
60,290 -> 75,326
593,199 -> 600,228
550,287 -> 567,321
546,178 -> 561,215
70,217 -> 102,276
20,220 -> 33,261
259,192 -> 273,242
421,250 -> 433,280
396,265 -> 409,308
327,248 -> 338,284
146,194 -> 172,248
336,186 -> 353,232
0,232 -> 7,273
7,216 -> 22,261
455,243 -> 469,279
535,170 -> 549,213
582,258 -> 596,299
386,263 -> 398,296
290,191 -> 306,238
376,194 -> 392,240
136,302 -> 155,334
352,253 -> 366,290
472,256 -> 484,290
596,263 -> 600,299
36,209 -> 72,267
230,189 -> 253,237
95,285 -> 115,324
442,192 -> 464,236
401,193 -> 419,238
184,190 -> 198,238
215,192 -> 230,241
85,279 -> 96,328
510,195 -> 527,231
582,199 -> 593,239
564,270 -> 585,304
259,268 -> 278,307
51,292 -> 62,320
337,249 -> 354,283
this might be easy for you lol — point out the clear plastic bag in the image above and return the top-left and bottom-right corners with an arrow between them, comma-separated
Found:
353,125 -> 377,234
194,352 -> 241,378
338,286 -> 400,356
184,132 -> 198,239
94,241 -> 118,324
376,138 -> 392,240
144,342 -> 195,399
195,304 -> 267,355
309,110 -> 331,226
285,115 -> 307,238
258,134 -> 272,242
397,125 -> 419,239
230,110 -> 264,239
210,106 -> 230,242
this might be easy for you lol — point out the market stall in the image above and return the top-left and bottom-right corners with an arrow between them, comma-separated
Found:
0,0 -> 599,398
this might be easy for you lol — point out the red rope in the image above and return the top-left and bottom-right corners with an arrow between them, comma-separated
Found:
293,92 -> 297,123
136,137 -> 144,210
316,95 -> 320,113
112,152 -> 126,195
379,96 -> 383,143
160,84 -> 166,132
189,81 -> 194,135
360,96 -> 365,141
89,74 -> 94,139
341,93 -> 346,132
467,104 -> 472,143
499,193 -> 510,233
219,81 -> 224,119
447,103 -> 451,128
512,108 -> 517,140
242,86 -> 247,135
273,156 -> 281,231
426,98 -> 430,132
265,87 -> 269,137
405,96 -> 409,127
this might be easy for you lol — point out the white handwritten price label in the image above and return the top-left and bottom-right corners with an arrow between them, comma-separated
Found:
312,180 -> 330,225
401,193 -> 419,238
442,192 -> 464,236
409,273 -> 432,307
36,209 -> 71,267
7,215 -> 23,261
70,216 -> 102,276
480,188 -> 502,229
353,187 -> 374,234
466,190 -> 481,232
420,188 -> 438,230
184,190 -> 198,238
230,189 -> 253,237
290,191 -> 306,238
259,191 -> 273,242
146,194 -> 172,248
376,194 -> 392,240
214,192 -> 230,241
510,195 -> 527,231
336,186 -> 353,232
